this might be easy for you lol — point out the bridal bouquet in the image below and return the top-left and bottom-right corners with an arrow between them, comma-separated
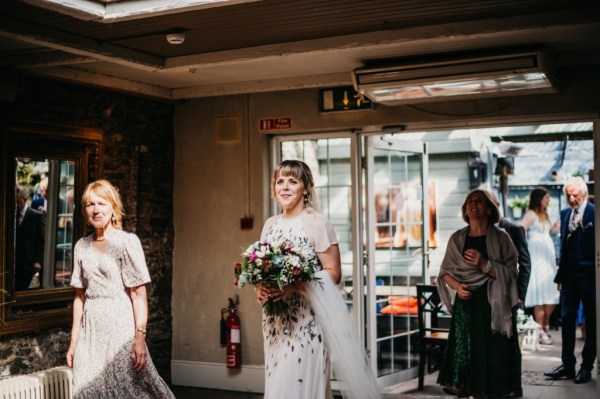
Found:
238,240 -> 321,317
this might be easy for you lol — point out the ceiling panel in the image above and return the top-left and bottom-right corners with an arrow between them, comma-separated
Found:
2,0 -> 600,99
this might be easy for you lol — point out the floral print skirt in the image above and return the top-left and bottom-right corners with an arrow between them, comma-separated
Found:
437,284 -> 521,398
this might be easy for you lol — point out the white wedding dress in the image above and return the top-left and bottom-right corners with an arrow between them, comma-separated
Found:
260,210 -> 381,399
261,213 -> 333,399
524,216 -> 560,307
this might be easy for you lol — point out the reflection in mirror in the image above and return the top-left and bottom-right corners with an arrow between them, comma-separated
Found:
15,158 -> 75,291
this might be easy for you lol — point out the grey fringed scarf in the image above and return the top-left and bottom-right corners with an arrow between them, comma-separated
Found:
436,224 -> 519,337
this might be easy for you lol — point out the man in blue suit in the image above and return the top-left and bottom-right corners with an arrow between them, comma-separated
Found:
31,178 -> 47,212
544,177 -> 596,384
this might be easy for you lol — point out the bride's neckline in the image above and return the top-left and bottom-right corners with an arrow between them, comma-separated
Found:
281,208 -> 306,221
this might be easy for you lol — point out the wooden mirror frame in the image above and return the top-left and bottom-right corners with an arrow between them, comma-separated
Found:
1,120 -> 102,335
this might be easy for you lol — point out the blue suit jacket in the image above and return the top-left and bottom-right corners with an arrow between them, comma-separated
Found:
556,202 -> 595,283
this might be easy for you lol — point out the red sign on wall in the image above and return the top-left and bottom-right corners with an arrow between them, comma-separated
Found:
259,117 -> 292,131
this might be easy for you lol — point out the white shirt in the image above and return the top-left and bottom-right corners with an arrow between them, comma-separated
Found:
17,203 -> 29,225
568,200 -> 587,232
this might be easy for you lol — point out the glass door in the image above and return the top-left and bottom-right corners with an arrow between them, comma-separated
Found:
363,135 -> 429,386
272,134 -> 360,328
272,133 -> 430,386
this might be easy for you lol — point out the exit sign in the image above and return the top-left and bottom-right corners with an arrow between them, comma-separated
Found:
319,86 -> 373,112
259,117 -> 292,131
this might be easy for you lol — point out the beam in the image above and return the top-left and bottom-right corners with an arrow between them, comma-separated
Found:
21,0 -> 260,22
172,72 -> 351,99
1,51 -> 97,68
0,16 -> 164,70
33,67 -> 174,99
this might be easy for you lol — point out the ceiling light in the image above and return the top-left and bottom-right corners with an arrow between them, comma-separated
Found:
166,31 -> 186,45
352,50 -> 557,105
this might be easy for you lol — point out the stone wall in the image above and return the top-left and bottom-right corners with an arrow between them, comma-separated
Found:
0,75 -> 175,380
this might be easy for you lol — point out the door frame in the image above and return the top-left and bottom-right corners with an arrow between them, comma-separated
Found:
363,134 -> 429,385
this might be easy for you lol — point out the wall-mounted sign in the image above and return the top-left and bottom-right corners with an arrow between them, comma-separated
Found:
319,86 -> 373,112
259,117 -> 292,131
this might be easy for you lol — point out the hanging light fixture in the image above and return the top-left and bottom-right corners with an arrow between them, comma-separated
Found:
352,49 -> 557,105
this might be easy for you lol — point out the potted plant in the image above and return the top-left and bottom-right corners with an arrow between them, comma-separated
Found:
508,195 -> 528,219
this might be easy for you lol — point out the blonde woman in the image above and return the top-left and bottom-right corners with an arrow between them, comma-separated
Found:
66,179 -> 174,398
521,187 -> 560,344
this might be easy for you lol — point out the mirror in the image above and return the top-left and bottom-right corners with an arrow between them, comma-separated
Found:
15,158 -> 75,291
1,120 -> 102,335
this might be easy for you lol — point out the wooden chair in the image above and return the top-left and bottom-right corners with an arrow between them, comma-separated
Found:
416,283 -> 450,390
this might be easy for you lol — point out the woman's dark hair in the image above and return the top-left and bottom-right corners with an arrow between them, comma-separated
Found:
528,186 -> 550,222
528,187 -> 549,213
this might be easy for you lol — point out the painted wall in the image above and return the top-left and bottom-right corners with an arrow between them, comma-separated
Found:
171,64 -> 600,390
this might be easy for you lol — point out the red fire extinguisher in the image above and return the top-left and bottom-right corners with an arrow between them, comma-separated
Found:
222,297 -> 241,368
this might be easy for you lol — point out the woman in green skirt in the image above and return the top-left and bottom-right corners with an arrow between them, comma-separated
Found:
436,189 -> 519,398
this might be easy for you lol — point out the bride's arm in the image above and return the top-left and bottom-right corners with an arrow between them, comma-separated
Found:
317,244 -> 341,284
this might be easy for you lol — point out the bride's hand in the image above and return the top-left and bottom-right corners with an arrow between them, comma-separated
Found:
255,282 -> 270,303
269,286 -> 287,302
270,283 -> 306,302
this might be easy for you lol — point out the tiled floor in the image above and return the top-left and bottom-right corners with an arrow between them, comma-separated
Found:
171,326 -> 598,398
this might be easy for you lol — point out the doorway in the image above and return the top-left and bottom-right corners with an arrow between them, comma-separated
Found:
272,133 -> 430,385
272,119 -> 598,388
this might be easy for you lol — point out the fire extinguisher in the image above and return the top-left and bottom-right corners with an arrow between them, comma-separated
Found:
221,297 -> 241,368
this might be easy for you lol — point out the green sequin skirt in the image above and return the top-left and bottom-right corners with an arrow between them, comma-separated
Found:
437,283 -> 521,398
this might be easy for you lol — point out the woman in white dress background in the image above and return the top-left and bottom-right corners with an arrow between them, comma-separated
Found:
521,187 -> 560,344
255,160 -> 380,399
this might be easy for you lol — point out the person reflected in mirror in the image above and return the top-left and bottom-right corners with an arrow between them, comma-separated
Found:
520,187 -> 560,344
66,179 -> 175,398
32,175 -> 67,215
31,177 -> 48,212
544,177 -> 596,384
32,171 -> 48,203
436,189 -> 519,398
15,186 -> 46,290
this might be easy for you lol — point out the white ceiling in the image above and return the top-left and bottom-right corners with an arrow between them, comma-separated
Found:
2,0 -> 600,100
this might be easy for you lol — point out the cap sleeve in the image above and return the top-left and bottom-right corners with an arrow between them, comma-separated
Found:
120,232 -> 151,287
301,211 -> 338,253
70,238 -> 86,288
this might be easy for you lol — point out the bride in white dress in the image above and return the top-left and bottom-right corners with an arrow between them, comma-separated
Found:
255,160 -> 380,399
521,187 -> 560,344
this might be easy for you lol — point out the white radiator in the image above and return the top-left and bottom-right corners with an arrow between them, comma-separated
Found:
0,366 -> 73,399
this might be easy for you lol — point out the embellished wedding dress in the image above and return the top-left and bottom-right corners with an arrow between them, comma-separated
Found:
260,209 -> 380,399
